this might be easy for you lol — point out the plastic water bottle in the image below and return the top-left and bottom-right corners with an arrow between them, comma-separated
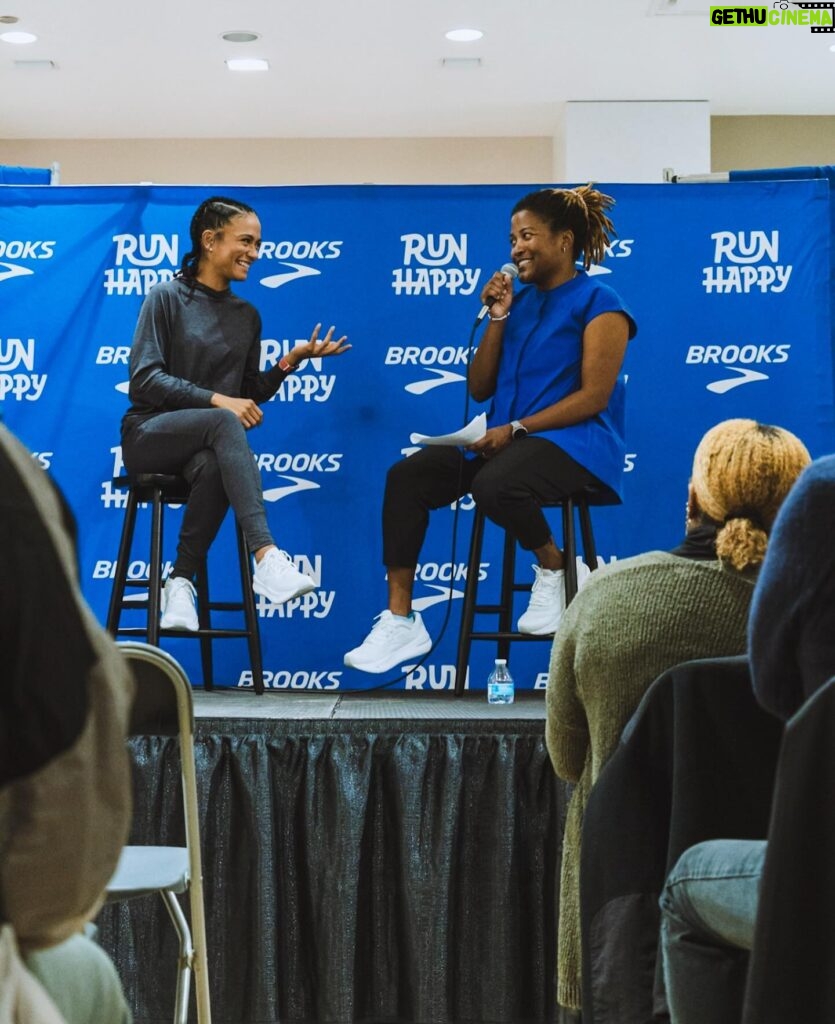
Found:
487,658 -> 515,705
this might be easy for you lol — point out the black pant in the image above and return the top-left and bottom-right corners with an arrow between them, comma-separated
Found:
382,437 -> 603,568
121,408 -> 275,578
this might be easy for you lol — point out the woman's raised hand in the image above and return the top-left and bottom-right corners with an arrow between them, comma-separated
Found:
289,323 -> 351,367
479,269 -> 515,320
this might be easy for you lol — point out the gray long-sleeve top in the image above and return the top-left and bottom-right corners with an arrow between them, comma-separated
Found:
121,277 -> 290,433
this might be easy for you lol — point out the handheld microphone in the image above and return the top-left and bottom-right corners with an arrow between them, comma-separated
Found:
476,262 -> 519,322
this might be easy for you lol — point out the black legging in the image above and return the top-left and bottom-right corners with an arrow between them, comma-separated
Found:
121,408 -> 275,578
382,436 -> 603,568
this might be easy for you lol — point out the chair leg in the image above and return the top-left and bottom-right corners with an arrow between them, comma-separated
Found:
107,490 -> 138,636
147,489 -> 164,647
236,523 -> 265,695
194,564 -> 214,691
161,890 -> 194,1024
498,527 -> 516,662
578,500 -> 598,575
454,508 -> 485,696
451,499 -> 599,687
562,498 -> 579,604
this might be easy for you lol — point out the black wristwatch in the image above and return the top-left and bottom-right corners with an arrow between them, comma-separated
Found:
511,420 -> 528,440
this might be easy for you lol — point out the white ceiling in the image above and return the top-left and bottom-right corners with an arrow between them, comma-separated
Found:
0,0 -> 833,140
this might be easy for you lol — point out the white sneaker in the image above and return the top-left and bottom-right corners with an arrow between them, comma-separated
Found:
160,576 -> 199,632
252,548 -> 316,605
343,610 -> 432,674
517,560 -> 592,635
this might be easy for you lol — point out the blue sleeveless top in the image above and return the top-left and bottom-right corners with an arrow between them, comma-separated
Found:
486,270 -> 637,498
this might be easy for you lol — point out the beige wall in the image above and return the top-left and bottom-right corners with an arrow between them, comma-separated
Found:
0,136 -> 554,186
711,116 -> 835,172
1,117 -> 834,184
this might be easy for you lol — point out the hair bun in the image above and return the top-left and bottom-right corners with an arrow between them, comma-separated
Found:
691,418 -> 810,572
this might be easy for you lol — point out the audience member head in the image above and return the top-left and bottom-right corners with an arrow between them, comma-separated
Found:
511,184 -> 616,269
687,419 -> 811,573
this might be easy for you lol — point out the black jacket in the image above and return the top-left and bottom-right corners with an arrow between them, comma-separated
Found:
579,656 -> 784,1024
743,674 -> 835,1024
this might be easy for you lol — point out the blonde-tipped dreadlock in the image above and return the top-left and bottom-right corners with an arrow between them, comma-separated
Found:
511,184 -> 616,269
690,418 -> 811,573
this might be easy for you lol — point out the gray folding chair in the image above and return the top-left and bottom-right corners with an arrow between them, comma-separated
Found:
107,642 -> 211,1024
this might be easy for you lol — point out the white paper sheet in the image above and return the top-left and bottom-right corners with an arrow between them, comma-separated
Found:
409,413 -> 487,447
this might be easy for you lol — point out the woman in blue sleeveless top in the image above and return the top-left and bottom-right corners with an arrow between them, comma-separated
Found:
344,185 -> 637,674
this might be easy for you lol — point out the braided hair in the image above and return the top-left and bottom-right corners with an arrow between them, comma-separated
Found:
176,196 -> 257,281
511,184 -> 616,269
690,418 -> 811,573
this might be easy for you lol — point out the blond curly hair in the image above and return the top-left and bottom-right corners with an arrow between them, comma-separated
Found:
690,419 -> 811,572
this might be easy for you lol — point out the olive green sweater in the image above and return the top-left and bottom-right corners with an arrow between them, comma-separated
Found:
546,551 -> 755,1010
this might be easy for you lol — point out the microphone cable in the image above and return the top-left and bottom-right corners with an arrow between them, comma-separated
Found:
351,310 -> 486,695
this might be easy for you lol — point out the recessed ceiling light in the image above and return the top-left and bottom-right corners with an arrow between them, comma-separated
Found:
441,57 -> 482,69
225,57 -> 269,72
830,43 -> 835,52
1,29 -> 37,43
14,59 -> 54,70
0,15 -> 20,24
221,30 -> 260,43
445,28 -> 483,42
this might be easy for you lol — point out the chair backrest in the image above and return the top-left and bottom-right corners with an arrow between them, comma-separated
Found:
120,642 -> 194,739
118,641 -> 199,856
742,674 -> 835,1024
116,642 -> 210,1024
580,655 -> 784,1024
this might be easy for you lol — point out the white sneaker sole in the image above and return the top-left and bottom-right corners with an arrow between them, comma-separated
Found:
517,561 -> 593,634
516,617 -> 561,636
252,576 -> 316,606
160,612 -> 199,632
343,634 -> 432,674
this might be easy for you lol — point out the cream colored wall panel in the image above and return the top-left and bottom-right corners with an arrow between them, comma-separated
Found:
711,117 -> 835,172
0,137 -> 554,186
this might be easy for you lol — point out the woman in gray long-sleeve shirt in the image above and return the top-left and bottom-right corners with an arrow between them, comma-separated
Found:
121,195 -> 349,632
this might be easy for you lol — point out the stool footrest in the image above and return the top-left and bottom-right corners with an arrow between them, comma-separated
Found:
190,628 -> 253,638
469,630 -> 554,641
114,626 -> 255,639
113,591 -> 247,613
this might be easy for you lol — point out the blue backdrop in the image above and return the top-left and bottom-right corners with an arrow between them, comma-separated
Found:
0,164 -> 52,184
0,181 -> 832,691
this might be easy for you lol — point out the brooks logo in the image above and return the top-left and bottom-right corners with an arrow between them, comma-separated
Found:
260,263 -> 322,289
262,476 -> 321,502
0,263 -> 33,283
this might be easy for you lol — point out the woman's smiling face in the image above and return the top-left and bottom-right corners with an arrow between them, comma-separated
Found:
510,209 -> 573,290
201,212 -> 262,287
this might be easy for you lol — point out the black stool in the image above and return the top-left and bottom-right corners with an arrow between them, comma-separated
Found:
454,489 -> 616,696
106,474 -> 265,694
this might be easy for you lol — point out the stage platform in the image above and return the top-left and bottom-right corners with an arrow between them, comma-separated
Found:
98,691 -> 573,1024
192,688 -> 550,722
